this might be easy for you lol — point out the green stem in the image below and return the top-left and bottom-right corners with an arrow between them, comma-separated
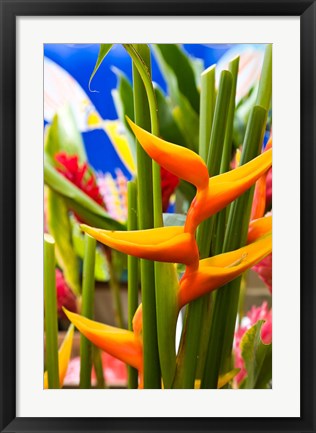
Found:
256,44 -> 272,111
174,70 -> 233,388
202,44 -> 272,389
127,180 -> 139,388
93,346 -> 106,389
197,70 -> 233,257
214,56 -> 240,256
123,43 -> 162,228
131,44 -> 161,388
108,259 -> 125,329
44,234 -> 59,389
79,234 -> 96,389
201,105 -> 268,389
199,65 -> 216,161
220,57 -> 240,174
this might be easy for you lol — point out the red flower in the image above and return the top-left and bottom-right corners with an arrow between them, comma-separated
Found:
161,167 -> 179,212
55,152 -> 104,207
56,269 -> 78,319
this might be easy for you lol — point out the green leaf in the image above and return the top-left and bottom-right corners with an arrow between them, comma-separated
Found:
45,106 -> 87,163
190,56 -> 204,90
154,85 -> 186,146
89,44 -> 113,90
254,343 -> 272,389
152,44 -> 200,152
173,97 -> 199,152
155,262 -> 179,388
111,68 -> 136,164
240,320 -> 272,389
153,44 -> 200,113
44,159 -> 126,231
46,189 -> 81,295
71,220 -> 109,282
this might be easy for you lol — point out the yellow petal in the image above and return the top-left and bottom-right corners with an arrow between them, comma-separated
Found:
178,234 -> 272,306
126,117 -> 209,190
81,224 -> 199,267
44,324 -> 74,389
64,309 -> 142,371
185,149 -> 272,232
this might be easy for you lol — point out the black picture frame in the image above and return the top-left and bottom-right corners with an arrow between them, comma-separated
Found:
1,1 -> 315,432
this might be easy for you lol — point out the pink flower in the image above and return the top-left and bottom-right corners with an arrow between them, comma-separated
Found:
233,302 -> 272,385
56,269 -> 78,319
63,352 -> 127,388
252,253 -> 272,293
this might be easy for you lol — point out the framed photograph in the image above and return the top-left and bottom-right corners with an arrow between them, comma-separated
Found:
1,1 -> 315,432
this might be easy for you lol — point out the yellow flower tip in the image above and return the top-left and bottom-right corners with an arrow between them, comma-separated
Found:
64,309 -> 143,371
80,224 -> 101,238
132,304 -> 143,336
62,306 -> 70,317
80,224 -> 89,231
126,117 -> 209,190
58,324 -> 74,386
44,322 -> 74,389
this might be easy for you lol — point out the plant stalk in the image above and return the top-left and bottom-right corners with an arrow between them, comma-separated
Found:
79,234 -> 96,389
127,180 -> 139,388
44,234 -> 59,389
132,44 -> 161,388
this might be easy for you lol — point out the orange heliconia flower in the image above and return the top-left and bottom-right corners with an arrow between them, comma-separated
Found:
72,117 -> 272,389
127,118 -> 272,234
80,225 -> 199,269
63,309 -> 144,387
178,233 -> 272,307
114,231 -> 272,342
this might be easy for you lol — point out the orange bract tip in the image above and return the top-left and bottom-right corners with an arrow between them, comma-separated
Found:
185,149 -> 272,232
81,224 -> 199,267
126,117 -> 209,190
247,215 -> 272,243
64,309 -> 143,371
251,175 -> 267,220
